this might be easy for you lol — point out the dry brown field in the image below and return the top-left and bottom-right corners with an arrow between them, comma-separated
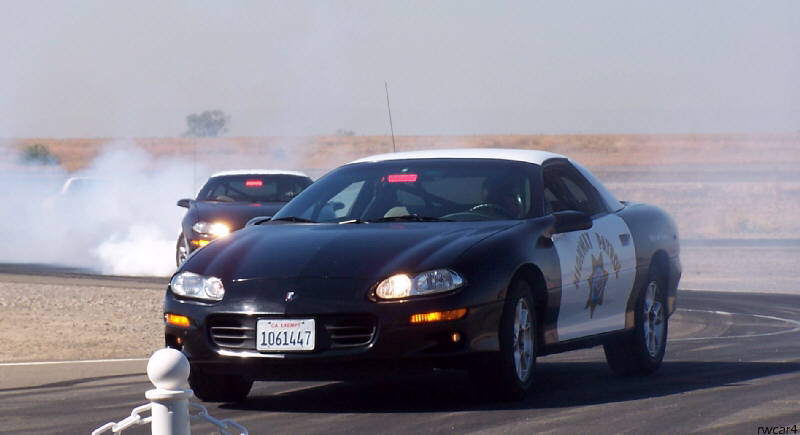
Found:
4,133 -> 799,172
3,134 -> 800,239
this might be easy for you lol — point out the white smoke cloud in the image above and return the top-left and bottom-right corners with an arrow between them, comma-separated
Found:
0,138 -> 320,276
91,224 -> 176,276
0,142 -> 202,276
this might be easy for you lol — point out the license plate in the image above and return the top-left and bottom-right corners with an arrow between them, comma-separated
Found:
256,318 -> 315,352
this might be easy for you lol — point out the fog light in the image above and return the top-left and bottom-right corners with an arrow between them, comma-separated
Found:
165,313 -> 191,328
409,308 -> 467,324
451,332 -> 461,343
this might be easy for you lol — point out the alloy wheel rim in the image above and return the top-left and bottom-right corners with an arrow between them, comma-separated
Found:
643,281 -> 665,358
513,297 -> 534,382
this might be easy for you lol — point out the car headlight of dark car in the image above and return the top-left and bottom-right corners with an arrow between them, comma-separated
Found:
375,269 -> 464,300
170,271 -> 225,301
192,221 -> 231,237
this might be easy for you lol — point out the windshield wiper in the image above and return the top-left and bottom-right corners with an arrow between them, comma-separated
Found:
271,216 -> 317,223
338,218 -> 367,224
368,214 -> 451,223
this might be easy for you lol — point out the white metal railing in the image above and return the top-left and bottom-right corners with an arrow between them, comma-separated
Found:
92,348 -> 248,435
189,403 -> 249,435
92,403 -> 153,434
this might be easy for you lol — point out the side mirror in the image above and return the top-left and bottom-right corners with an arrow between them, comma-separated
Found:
552,210 -> 592,234
246,216 -> 273,227
177,198 -> 193,208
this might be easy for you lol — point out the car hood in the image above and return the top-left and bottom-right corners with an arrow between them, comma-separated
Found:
181,221 -> 521,281
193,201 -> 286,231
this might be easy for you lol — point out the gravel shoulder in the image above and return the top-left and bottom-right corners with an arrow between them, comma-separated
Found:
0,273 -> 166,362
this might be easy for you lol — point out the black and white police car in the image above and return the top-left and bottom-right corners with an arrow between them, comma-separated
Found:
164,149 -> 681,401
175,170 -> 312,265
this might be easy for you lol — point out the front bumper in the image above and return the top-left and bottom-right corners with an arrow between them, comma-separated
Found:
164,288 -> 503,381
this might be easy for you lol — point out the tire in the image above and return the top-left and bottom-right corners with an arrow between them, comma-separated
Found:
189,366 -> 253,403
469,279 -> 537,399
176,234 -> 190,267
603,265 -> 668,376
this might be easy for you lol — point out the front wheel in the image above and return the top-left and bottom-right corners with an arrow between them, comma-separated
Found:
469,279 -> 537,399
189,366 -> 253,403
603,266 -> 668,375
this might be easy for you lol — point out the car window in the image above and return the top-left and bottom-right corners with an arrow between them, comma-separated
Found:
542,162 -> 607,216
320,180 -> 365,220
421,177 -> 484,205
198,175 -> 312,203
275,159 -> 539,222
561,177 -> 589,204
570,160 -> 624,212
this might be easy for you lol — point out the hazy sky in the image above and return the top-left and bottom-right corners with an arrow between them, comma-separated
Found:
1,0 -> 798,137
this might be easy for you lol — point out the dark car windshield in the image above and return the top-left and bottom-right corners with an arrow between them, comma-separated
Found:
273,159 -> 539,222
197,175 -> 312,203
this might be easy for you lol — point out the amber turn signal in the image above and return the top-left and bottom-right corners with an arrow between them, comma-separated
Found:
409,308 -> 467,324
165,313 -> 191,328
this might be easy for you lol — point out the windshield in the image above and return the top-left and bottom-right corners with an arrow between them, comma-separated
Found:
197,175 -> 312,203
273,159 -> 539,222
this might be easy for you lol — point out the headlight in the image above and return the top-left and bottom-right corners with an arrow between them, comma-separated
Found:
192,221 -> 231,237
170,271 -> 225,301
375,269 -> 464,300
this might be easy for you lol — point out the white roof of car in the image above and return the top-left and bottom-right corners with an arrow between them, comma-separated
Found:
59,176 -> 102,194
210,169 -> 310,178
350,148 -> 566,166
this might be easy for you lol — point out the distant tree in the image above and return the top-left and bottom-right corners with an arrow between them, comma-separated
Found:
19,143 -> 59,166
335,128 -> 356,136
183,110 -> 230,137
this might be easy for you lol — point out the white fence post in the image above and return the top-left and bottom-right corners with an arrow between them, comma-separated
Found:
145,348 -> 194,435
92,348 -> 247,435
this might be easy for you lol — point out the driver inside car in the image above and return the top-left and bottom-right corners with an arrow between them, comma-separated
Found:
479,177 -> 525,218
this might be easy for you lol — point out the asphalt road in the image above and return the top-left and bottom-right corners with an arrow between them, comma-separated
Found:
2,289 -> 799,435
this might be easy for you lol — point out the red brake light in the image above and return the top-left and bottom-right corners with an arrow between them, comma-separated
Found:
387,174 -> 418,183
245,179 -> 263,187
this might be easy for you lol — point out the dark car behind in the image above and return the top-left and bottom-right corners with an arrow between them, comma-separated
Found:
176,170 -> 312,265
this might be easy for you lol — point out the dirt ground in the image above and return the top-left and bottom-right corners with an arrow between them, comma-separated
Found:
0,274 -> 165,362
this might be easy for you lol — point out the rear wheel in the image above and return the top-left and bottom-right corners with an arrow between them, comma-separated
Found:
604,266 -> 668,375
189,366 -> 252,403
175,234 -> 189,267
469,279 -> 537,399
